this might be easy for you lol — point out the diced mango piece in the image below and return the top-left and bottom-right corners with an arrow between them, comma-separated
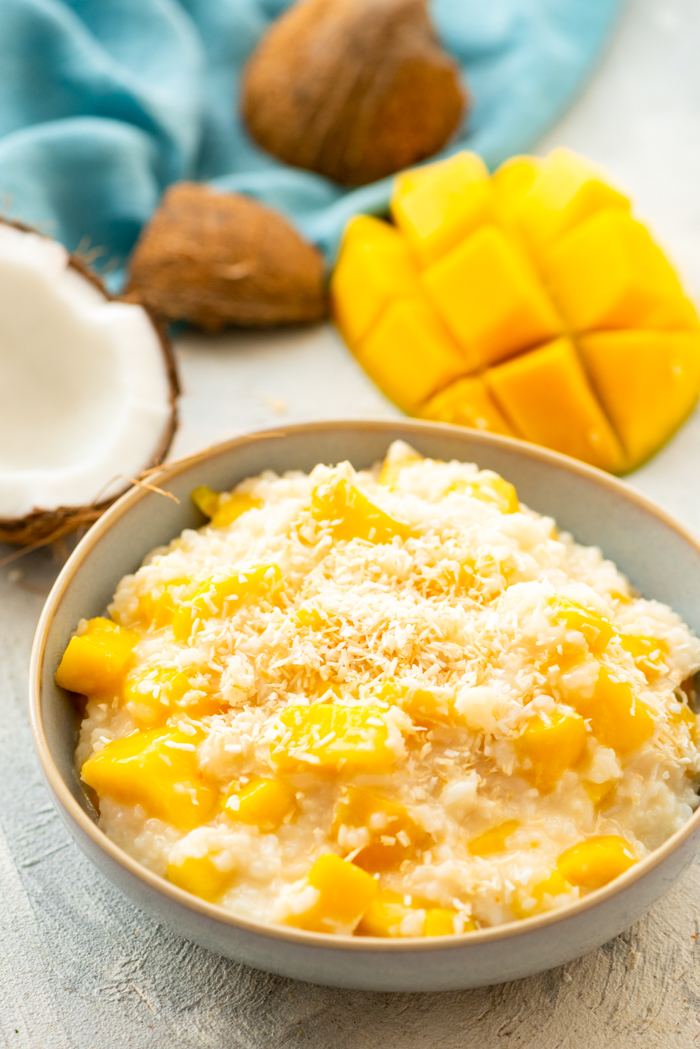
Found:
121,665 -> 200,728
356,889 -> 412,937
223,777 -> 297,832
468,819 -> 520,857
551,597 -> 615,655
579,330 -> 700,468
423,225 -> 563,367
557,835 -> 637,890
391,152 -> 493,266
272,704 -> 397,775
191,486 -> 220,518
55,617 -> 138,697
492,155 -> 541,225
166,853 -> 235,902
293,606 -> 330,630
423,909 -> 464,936
286,853 -> 379,933
212,493 -> 261,528
512,869 -> 571,918
566,664 -> 655,757
516,148 -> 630,248
582,779 -> 617,809
81,727 -> 218,830
618,633 -> 668,681
546,210 -> 691,332
486,337 -> 626,473
378,442 -> 424,488
172,564 -> 281,641
331,786 -> 427,872
331,216 -> 422,346
514,710 -> 587,794
374,680 -> 454,728
136,579 -> 188,630
355,297 -> 471,411
418,376 -> 516,437
449,473 -> 519,514
311,475 -> 410,544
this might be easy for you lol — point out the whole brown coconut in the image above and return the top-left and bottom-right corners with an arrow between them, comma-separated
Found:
241,0 -> 467,187
125,183 -> 327,332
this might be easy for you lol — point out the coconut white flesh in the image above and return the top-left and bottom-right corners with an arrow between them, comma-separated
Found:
0,224 -> 173,519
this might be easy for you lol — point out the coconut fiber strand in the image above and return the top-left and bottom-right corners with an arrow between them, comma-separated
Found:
0,0 -> 621,282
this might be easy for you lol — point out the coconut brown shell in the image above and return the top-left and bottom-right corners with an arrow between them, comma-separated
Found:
0,218 -> 179,548
241,0 -> 467,187
124,183 -> 328,332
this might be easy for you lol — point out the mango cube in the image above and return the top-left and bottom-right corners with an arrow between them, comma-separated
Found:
311,475 -> 410,544
355,297 -> 470,412
55,617 -> 137,697
512,869 -> 571,918
492,155 -> 541,225
468,819 -> 519,857
449,473 -> 519,514
579,330 -> 700,468
223,777 -> 297,832
286,853 -> 379,933
172,564 -> 281,641
331,786 -> 427,872
191,487 -> 261,527
551,598 -> 615,656
81,726 -> 218,830
423,909 -> 464,936
191,486 -> 220,518
422,225 -> 563,367
566,664 -> 655,757
557,835 -> 637,889
514,710 -> 587,794
418,376 -> 515,437
331,216 -> 422,346
166,853 -> 235,902
486,338 -> 626,473
272,704 -> 397,775
122,665 -> 193,727
582,779 -> 617,809
618,633 -> 668,681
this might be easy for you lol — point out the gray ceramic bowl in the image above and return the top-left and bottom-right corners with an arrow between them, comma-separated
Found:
30,420 -> 700,992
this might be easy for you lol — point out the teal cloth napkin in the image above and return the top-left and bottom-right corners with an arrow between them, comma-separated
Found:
0,0 -> 622,286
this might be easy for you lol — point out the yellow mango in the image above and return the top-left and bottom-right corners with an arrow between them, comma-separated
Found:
514,710 -> 587,794
418,375 -> 516,436
81,726 -> 218,830
449,473 -> 519,514
374,680 -> 453,728
223,777 -> 297,832
582,779 -> 617,809
512,870 -> 571,918
422,225 -> 563,367
136,579 -> 188,630
172,564 -> 281,641
331,786 -> 427,872
191,487 -> 261,527
579,330 -> 700,468
356,889 -> 412,937
191,486 -> 220,518
468,820 -> 520,857
618,633 -> 668,681
391,152 -> 493,266
355,297 -> 470,411
557,835 -> 637,889
424,908 -> 467,936
55,618 -> 138,697
293,606 -> 330,630
565,664 -> 655,757
272,704 -> 397,775
516,148 -> 630,248
492,155 -> 541,224
166,853 -> 235,902
331,215 -> 422,346
546,210 -> 692,332
551,597 -> 615,655
285,853 -> 379,933
121,665 -> 199,728
311,475 -> 410,544
486,337 -> 626,473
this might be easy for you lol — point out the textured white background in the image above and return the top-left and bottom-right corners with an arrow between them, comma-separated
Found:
3,0 -> 700,1043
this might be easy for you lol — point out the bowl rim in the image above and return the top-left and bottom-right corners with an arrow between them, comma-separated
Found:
29,417 -> 700,954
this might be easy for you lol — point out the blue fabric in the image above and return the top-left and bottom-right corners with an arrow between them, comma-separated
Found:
0,0 -> 622,287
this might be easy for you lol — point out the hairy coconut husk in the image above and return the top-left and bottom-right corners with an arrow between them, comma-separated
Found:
0,217 -> 179,548
241,0 -> 466,187
124,183 -> 328,332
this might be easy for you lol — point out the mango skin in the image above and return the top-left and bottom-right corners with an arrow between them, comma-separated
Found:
331,147 -> 700,474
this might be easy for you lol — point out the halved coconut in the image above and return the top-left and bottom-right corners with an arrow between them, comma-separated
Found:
0,220 -> 179,547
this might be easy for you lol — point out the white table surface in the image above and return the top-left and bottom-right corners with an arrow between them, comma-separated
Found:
3,0 -> 700,1043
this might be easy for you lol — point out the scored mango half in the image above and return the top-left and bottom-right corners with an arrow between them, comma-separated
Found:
331,148 -> 700,473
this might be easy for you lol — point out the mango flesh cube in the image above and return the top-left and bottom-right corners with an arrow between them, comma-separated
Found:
272,704 -> 397,775
618,633 -> 668,681
286,853 -> 379,933
582,779 -> 617,809
355,889 -> 412,937
486,337 -> 626,473
516,148 -> 630,248
566,664 -> 655,757
172,564 -> 281,641
492,155 -> 541,225
311,476 -> 410,544
81,726 -> 218,830
121,665 -> 194,728
418,375 -> 516,437
331,786 -> 426,872
355,296 -> 471,412
546,210 -> 690,332
137,579 -> 187,630
166,853 -> 234,902
422,225 -> 563,367
331,216 -> 422,347
514,711 -> 587,795
550,598 -> 615,655
191,486 -> 220,518
212,493 -> 261,528
223,776 -> 296,832
512,869 -> 571,919
391,152 -> 493,266
468,819 -> 520,857
449,473 -> 519,514
55,618 -> 138,697
423,909 -> 463,936
578,330 -> 700,468
557,835 -> 637,890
